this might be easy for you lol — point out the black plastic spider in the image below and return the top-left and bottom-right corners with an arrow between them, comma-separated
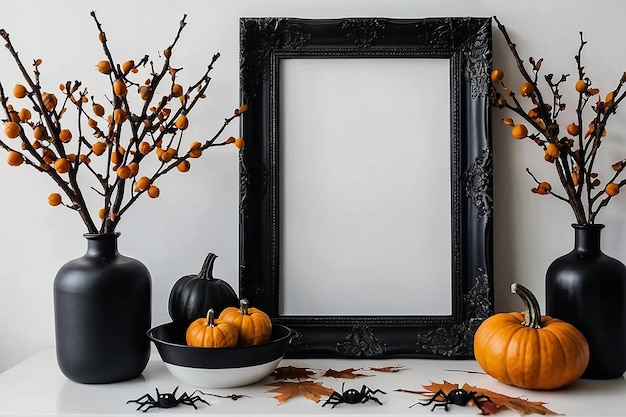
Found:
413,388 -> 492,412
127,386 -> 210,412
322,383 -> 386,408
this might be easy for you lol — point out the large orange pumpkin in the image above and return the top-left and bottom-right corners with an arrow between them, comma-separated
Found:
186,308 -> 238,348
474,283 -> 589,390
219,299 -> 272,346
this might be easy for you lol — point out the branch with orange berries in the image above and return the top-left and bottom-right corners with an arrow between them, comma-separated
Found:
491,16 -> 626,225
0,12 -> 246,234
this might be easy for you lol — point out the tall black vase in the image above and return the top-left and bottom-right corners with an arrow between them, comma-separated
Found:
546,224 -> 626,379
53,233 -> 151,383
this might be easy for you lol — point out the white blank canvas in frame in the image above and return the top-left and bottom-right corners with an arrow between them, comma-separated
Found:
278,58 -> 452,316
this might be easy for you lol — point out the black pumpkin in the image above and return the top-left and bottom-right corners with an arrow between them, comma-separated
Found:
168,253 -> 239,326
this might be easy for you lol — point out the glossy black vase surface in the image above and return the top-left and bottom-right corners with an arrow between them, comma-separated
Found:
546,224 -> 626,379
53,233 -> 151,383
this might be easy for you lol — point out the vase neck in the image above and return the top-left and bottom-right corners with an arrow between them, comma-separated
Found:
572,224 -> 604,255
84,233 -> 120,259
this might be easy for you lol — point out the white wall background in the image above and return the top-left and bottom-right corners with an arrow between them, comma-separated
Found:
2,0 -> 626,372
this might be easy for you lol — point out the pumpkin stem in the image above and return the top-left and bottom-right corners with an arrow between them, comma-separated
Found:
511,282 -> 543,329
206,308 -> 216,327
198,253 -> 218,281
239,298 -> 249,315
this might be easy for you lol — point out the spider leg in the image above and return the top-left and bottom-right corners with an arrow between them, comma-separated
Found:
431,402 -> 449,412
189,395 -> 211,407
419,389 -> 448,406
176,392 -> 210,409
471,393 -> 493,411
126,393 -> 156,411
321,391 -> 344,408
363,394 -> 383,406
362,385 -> 387,396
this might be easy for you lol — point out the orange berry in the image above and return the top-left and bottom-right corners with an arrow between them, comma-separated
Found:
59,129 -> 72,143
111,152 -> 123,165
4,121 -> 21,139
33,125 -> 45,140
42,148 -> 56,164
48,193 -> 62,206
520,82 -> 534,97
87,118 -> 98,129
98,208 -> 106,219
13,84 -> 27,99
113,108 -> 127,124
128,162 -> 139,177
113,79 -> 128,97
567,123 -> 579,136
117,165 -> 131,179
92,141 -> 107,156
138,85 -> 152,100
545,143 -> 560,158
42,92 -> 57,111
66,153 -> 77,163
138,141 -> 151,154
93,103 -> 105,117
234,137 -> 245,149
6,151 -> 23,166
189,141 -> 203,158
18,108 -> 32,121
491,69 -> 504,83
96,60 -> 112,74
171,84 -> 184,97
121,60 -> 134,73
511,124 -> 528,140
177,159 -> 190,172
575,79 -> 588,93
158,149 -> 173,162
136,176 -> 150,191
539,182 -> 552,192
54,158 -> 70,174
174,114 -> 189,130
147,185 -> 160,198
605,182 -> 620,196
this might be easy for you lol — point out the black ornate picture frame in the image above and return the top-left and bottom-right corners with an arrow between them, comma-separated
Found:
239,17 -> 493,358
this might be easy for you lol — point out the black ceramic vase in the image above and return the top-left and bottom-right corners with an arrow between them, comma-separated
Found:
53,233 -> 151,383
546,224 -> 626,379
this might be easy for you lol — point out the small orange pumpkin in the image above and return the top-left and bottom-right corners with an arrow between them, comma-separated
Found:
219,299 -> 272,346
186,308 -> 238,348
474,283 -> 589,390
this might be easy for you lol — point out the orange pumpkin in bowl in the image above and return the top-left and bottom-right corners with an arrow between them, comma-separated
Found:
219,299 -> 272,346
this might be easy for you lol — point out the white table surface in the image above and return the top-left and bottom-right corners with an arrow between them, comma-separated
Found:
0,347 -> 624,416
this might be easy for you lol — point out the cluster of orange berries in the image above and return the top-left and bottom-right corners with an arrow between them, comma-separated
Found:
491,68 -> 620,198
4,72 -> 246,217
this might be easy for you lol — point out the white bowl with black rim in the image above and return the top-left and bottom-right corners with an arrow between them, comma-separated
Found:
148,322 -> 294,388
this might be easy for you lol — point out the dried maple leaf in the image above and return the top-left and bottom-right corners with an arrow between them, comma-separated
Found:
272,366 -> 315,380
461,383 -> 560,416
323,368 -> 370,379
398,381 -> 560,416
369,365 -> 406,373
266,380 -> 334,403
422,380 -> 461,396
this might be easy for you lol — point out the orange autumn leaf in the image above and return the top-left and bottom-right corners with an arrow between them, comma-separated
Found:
323,368 -> 370,379
406,380 -> 560,416
266,380 -> 334,403
461,383 -> 560,416
422,380 -> 460,396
